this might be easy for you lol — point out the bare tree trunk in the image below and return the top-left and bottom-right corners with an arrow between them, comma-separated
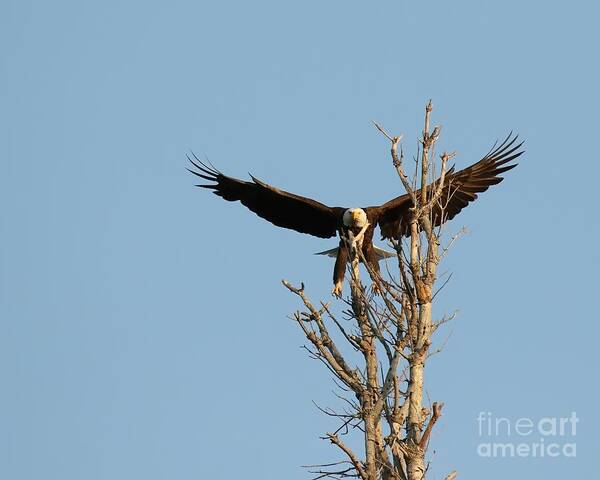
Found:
284,101 -> 459,480
405,101 -> 438,480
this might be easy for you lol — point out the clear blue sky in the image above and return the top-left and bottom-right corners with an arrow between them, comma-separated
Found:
1,1 -> 598,479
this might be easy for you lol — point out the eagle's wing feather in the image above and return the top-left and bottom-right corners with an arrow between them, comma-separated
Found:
188,155 -> 344,239
377,133 -> 524,240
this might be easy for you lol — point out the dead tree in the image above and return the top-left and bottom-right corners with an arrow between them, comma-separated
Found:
284,101 -> 459,480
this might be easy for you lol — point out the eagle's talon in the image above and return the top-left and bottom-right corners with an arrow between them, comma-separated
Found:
372,283 -> 382,296
332,283 -> 343,298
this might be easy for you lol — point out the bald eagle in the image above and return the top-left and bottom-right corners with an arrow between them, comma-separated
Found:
189,134 -> 523,296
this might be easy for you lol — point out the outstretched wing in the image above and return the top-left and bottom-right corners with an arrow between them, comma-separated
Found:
377,133 -> 524,240
188,155 -> 345,239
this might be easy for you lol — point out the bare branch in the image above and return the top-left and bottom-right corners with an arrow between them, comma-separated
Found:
419,402 -> 444,449
326,433 -> 368,480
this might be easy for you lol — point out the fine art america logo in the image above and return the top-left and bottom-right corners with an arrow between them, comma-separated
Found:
476,412 -> 578,458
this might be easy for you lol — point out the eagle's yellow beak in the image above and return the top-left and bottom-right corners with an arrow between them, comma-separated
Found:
352,210 -> 363,223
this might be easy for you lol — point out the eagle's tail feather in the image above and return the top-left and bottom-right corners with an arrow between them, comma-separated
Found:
315,246 -> 396,261
314,247 -> 339,258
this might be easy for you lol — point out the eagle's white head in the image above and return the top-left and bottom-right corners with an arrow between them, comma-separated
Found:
343,208 -> 367,228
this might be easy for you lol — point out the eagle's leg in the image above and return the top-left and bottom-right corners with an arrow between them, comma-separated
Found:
365,245 -> 382,295
332,240 -> 349,297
